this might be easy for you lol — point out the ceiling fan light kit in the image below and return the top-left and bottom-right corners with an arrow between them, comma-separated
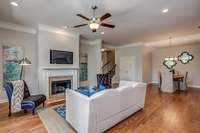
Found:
74,6 -> 115,32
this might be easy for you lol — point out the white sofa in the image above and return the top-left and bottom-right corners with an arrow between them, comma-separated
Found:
66,80 -> 147,133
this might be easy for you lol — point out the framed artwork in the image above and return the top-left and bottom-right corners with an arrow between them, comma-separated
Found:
3,46 -> 23,83
163,60 -> 177,69
80,53 -> 88,81
178,51 -> 194,64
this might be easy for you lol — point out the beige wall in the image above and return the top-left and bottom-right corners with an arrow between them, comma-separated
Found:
115,45 -> 153,83
152,44 -> 200,88
142,47 -> 153,83
115,45 -> 144,82
0,28 -> 38,102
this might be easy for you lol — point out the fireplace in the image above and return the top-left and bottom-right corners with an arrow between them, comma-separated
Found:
49,76 -> 73,99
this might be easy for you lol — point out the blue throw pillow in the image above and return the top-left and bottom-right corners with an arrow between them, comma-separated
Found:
99,84 -> 107,91
78,85 -> 107,97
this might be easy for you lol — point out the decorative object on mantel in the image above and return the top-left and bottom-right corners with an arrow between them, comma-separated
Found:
19,57 -> 32,79
178,51 -> 194,64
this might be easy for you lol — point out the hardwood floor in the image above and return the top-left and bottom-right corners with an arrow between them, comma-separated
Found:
0,85 -> 200,133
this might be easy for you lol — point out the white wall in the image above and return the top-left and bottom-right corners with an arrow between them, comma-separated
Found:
152,44 -> 200,88
80,39 -> 102,86
38,30 -> 79,69
115,45 -> 144,82
0,28 -> 38,102
37,26 -> 80,93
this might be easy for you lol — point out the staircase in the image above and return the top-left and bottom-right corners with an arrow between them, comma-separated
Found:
97,61 -> 116,88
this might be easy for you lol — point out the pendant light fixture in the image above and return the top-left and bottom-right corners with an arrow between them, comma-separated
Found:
164,37 -> 178,61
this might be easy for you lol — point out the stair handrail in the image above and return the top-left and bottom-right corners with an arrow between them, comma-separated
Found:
102,61 -> 111,70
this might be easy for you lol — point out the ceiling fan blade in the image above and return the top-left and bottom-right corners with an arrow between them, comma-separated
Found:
77,14 -> 90,21
100,13 -> 111,21
74,24 -> 88,28
101,23 -> 115,28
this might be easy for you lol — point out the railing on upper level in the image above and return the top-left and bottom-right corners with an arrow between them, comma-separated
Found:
97,63 -> 116,88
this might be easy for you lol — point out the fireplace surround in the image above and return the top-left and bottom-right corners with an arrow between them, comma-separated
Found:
49,76 -> 72,99
40,67 -> 79,99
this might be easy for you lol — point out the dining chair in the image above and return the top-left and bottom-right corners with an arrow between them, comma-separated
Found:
180,72 -> 188,91
161,70 -> 175,93
158,71 -> 162,90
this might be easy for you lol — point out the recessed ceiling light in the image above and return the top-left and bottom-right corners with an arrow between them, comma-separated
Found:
162,9 -> 169,13
101,32 -> 105,35
10,2 -> 18,7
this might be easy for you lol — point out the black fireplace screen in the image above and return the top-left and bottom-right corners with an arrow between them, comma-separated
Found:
51,80 -> 71,95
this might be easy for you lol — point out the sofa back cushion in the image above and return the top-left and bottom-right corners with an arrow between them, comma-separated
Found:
119,80 -> 138,87
91,90 -> 120,122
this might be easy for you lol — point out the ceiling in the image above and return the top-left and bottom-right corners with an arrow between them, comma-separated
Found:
0,0 -> 200,45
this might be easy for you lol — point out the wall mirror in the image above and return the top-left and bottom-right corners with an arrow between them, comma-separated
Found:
178,51 -> 194,64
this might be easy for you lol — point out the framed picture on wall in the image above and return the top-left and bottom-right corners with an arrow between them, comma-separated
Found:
80,53 -> 88,81
3,46 -> 23,83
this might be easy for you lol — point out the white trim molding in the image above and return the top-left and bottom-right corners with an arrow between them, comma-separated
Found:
38,24 -> 79,37
80,38 -> 102,46
188,85 -> 200,89
0,21 -> 37,34
145,34 -> 200,48
117,42 -> 144,49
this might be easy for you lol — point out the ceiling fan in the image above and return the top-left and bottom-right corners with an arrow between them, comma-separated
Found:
74,6 -> 115,32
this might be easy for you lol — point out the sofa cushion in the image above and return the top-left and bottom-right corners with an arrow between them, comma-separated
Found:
78,85 -> 107,97
119,80 -> 138,88
91,90 -> 120,122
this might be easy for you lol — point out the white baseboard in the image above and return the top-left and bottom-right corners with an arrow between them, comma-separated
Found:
0,99 -> 8,103
148,82 -> 158,84
188,85 -> 200,89
150,81 -> 200,89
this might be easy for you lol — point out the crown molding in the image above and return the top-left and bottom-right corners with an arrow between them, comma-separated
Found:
145,34 -> 200,48
38,24 -> 79,38
80,38 -> 102,46
0,21 -> 37,34
102,44 -> 116,49
116,42 -> 144,49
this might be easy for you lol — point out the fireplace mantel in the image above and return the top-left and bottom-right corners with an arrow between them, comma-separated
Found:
43,67 -> 79,70
40,68 -> 79,99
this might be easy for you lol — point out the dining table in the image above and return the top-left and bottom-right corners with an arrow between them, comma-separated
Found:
173,75 -> 184,90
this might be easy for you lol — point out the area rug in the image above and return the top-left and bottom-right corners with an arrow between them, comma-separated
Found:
54,105 -> 66,119
38,105 -> 76,133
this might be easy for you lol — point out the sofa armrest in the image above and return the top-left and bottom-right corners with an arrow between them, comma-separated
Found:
66,90 -> 96,133
135,83 -> 147,107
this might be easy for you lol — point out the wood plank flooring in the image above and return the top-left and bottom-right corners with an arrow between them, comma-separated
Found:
0,85 -> 200,133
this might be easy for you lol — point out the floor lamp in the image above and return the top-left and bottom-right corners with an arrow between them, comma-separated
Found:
19,57 -> 32,79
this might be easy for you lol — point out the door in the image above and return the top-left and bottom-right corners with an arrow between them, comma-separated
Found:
119,56 -> 137,81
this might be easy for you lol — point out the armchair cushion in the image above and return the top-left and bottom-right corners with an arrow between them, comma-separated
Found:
21,94 -> 46,109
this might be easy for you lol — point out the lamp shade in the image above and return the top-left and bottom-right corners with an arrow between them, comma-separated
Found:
19,57 -> 32,65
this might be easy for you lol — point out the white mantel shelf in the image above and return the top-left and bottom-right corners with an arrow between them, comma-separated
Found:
43,67 -> 79,70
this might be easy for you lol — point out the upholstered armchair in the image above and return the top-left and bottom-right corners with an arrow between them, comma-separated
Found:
97,74 -> 110,88
4,80 -> 46,116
